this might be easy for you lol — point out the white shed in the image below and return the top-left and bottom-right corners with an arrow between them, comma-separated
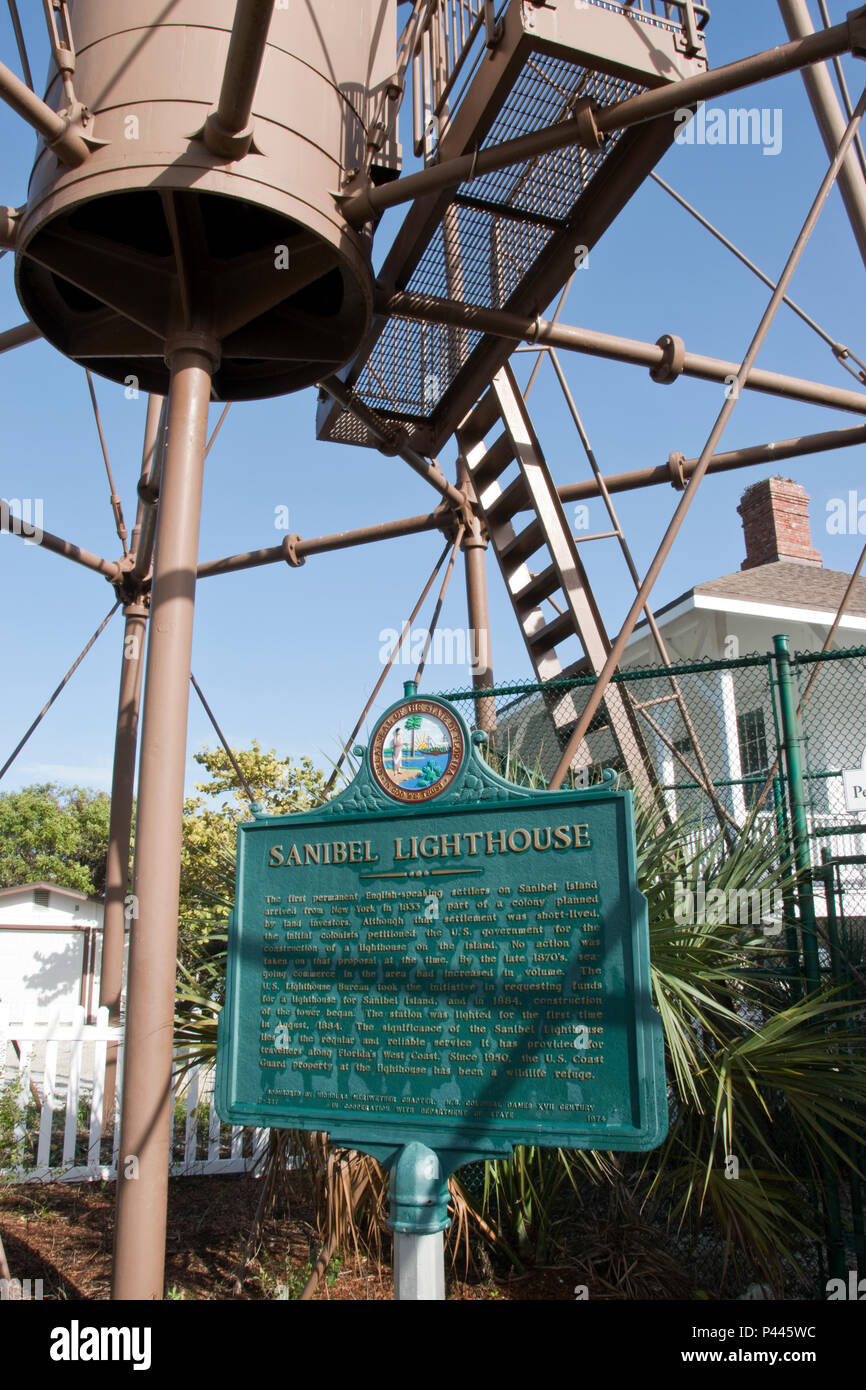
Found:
0,882 -> 107,1022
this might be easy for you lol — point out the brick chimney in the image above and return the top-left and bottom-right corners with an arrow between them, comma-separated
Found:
737,476 -> 822,571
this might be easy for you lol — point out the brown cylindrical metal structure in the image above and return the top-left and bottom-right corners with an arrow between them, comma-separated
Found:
381,290 -> 866,417
14,1 -> 397,399
112,339 -> 216,1301
778,0 -> 866,270
100,601 -> 148,1121
0,206 -> 19,249
193,417 -> 866,585
342,100 -> 606,224
130,394 -> 165,567
131,396 -> 167,586
463,526 -> 497,738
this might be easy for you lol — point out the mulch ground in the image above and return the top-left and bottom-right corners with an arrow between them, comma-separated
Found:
0,1175 -> 576,1300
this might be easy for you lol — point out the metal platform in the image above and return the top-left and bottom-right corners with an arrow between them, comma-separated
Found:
317,0 -> 709,454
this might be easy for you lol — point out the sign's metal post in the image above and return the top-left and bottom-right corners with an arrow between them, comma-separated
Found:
393,1234 -> 445,1301
390,1142 -> 449,1302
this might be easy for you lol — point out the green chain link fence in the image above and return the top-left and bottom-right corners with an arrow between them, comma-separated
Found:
433,641 -> 866,993
432,641 -> 866,851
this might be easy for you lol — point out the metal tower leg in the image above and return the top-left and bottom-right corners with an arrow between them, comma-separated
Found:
100,600 -> 147,1120
102,392 -> 164,1119
459,462 -> 496,739
112,336 -> 218,1301
777,0 -> 866,270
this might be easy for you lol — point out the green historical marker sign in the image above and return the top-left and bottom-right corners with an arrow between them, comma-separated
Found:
216,688 -> 668,1185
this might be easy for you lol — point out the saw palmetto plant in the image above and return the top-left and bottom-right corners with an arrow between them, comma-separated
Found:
634,796 -> 866,1291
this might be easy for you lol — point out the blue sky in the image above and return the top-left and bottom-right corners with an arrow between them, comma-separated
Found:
2,2 -> 866,797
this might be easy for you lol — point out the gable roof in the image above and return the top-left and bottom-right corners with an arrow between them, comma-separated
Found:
694,563 -> 866,617
648,562 -> 866,623
0,882 -> 98,904
559,560 -> 866,679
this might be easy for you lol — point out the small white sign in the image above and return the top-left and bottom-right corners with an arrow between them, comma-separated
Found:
843,748 -> 866,812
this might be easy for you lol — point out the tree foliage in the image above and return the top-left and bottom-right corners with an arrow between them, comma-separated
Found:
0,783 -> 113,895
177,742 -> 328,1006
0,746 -> 326,972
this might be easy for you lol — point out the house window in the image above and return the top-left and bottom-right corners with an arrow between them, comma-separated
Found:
673,734 -> 693,773
737,708 -> 769,806
667,734 -> 695,798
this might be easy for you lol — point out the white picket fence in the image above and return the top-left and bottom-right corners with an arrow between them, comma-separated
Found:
0,1004 -> 268,1183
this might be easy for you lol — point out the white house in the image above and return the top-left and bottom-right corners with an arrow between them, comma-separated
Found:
499,477 -> 866,833
624,476 -> 865,665
0,882 -> 107,1022
619,476 -> 866,828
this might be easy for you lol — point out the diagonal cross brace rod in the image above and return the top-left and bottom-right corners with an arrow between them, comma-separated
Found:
0,602 -> 121,783
778,0 -> 866,270
86,370 -> 129,555
6,0 -> 33,89
415,524 -> 466,686
650,171 -> 866,382
319,376 -> 466,509
546,347 -> 736,841
323,539 -> 454,795
190,672 -> 255,803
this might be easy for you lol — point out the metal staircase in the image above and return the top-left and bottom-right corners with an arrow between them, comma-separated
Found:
458,362 -> 658,798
